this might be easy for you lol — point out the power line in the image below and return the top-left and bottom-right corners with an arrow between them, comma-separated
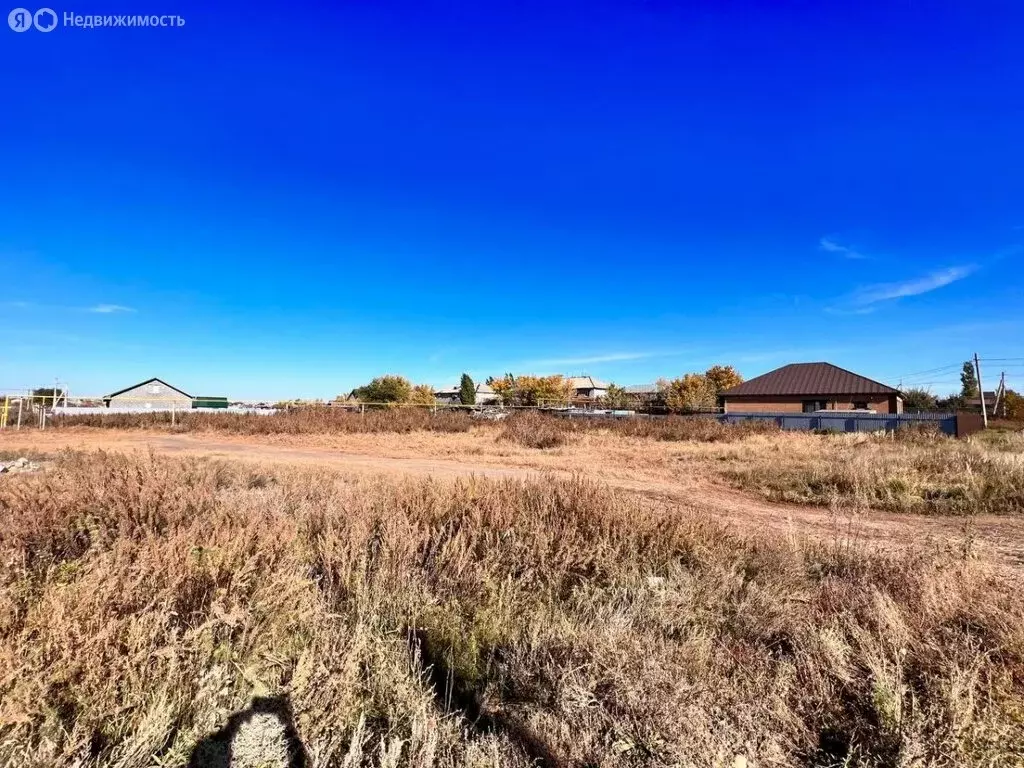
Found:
899,375 -> 962,385
891,363 -> 963,380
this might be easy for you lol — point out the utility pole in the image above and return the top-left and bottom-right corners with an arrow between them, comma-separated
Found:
974,353 -> 988,428
992,372 -> 1006,419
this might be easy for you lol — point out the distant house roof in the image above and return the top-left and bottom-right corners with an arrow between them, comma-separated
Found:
567,375 -> 609,390
435,383 -> 494,398
971,391 -> 998,406
721,363 -> 899,397
624,383 -> 660,395
104,377 -> 192,400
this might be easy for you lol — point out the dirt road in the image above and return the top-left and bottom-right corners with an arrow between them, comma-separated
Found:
4,428 -> 1022,574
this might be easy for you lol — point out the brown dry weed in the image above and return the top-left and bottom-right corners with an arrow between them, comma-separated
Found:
1,451 -> 1022,766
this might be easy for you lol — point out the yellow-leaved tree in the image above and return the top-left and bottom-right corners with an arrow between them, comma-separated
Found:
656,365 -> 742,413
660,373 -> 716,413
704,365 -> 743,395
408,384 -> 437,406
489,374 -> 574,407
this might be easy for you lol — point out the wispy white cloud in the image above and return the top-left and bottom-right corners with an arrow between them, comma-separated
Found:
820,237 -> 868,260
823,306 -> 877,316
88,304 -> 135,314
849,266 -> 976,307
524,351 -> 663,367
3,300 -> 137,314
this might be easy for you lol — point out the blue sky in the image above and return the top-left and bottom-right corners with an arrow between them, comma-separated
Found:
2,1 -> 1022,399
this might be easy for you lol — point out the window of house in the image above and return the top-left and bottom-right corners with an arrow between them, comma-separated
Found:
853,401 -> 868,410
149,384 -> 162,394
802,400 -> 827,412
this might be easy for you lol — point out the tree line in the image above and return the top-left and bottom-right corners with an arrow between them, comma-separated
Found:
341,365 -> 745,413
344,360 -> 1023,419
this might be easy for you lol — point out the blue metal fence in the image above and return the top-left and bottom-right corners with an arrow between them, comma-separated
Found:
718,411 -> 958,435
552,408 -> 961,436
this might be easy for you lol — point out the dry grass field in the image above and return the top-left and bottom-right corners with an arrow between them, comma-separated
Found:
2,412 -> 1024,767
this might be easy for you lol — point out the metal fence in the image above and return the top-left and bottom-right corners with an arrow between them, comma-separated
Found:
0,391 -> 984,438
716,411 -> 960,435
50,406 -> 278,416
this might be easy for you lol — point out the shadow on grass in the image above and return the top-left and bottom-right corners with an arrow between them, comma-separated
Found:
408,627 -> 567,768
187,695 -> 308,768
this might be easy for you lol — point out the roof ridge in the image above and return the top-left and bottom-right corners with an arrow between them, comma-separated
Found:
104,377 -> 193,400
811,361 -> 898,393
721,362 -> 899,397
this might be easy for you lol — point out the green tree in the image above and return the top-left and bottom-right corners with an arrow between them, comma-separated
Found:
459,373 -> 476,405
351,375 -> 412,404
936,394 -> 966,411
961,361 -> 979,399
902,387 -> 938,412
31,386 -> 64,405
1003,390 -> 1023,421
600,383 -> 629,409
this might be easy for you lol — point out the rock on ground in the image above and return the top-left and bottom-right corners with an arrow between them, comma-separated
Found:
0,458 -> 41,474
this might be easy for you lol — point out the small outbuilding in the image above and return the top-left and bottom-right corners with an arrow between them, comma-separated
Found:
193,396 -> 229,409
475,382 -> 499,405
720,362 -> 903,414
434,387 -> 461,405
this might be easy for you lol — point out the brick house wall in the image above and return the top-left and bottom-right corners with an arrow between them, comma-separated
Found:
723,395 -> 902,414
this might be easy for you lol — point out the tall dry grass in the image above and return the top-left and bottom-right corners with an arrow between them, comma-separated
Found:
603,415 -> 780,442
725,432 -> 1024,515
497,412 -> 781,449
54,408 -> 782,444
1,451 -> 1022,766
497,411 -> 570,448
32,408 -> 1024,516
54,406 -> 474,434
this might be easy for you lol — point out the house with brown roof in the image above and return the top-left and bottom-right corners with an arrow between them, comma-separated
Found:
720,362 -> 903,414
